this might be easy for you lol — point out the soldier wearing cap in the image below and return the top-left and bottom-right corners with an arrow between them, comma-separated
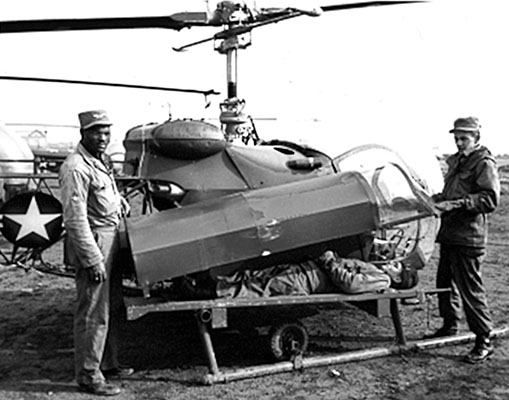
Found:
59,110 -> 132,396
427,116 -> 500,364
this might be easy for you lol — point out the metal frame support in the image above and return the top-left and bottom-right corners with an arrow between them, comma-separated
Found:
124,289 -> 456,384
390,298 -> 406,345
195,312 -> 220,378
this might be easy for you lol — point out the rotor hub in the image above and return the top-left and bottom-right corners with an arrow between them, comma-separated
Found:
215,32 -> 251,54
208,1 -> 254,25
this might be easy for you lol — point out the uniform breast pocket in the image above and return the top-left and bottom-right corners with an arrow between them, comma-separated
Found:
90,177 -> 119,216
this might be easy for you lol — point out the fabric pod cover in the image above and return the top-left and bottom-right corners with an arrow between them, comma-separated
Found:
151,119 -> 226,159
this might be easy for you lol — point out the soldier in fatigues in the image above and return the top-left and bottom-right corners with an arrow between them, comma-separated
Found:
60,110 -> 133,396
429,116 -> 500,364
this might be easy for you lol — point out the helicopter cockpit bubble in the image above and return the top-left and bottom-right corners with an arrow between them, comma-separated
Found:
334,144 -> 441,268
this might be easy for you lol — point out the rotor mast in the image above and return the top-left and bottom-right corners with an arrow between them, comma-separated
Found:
215,29 -> 256,143
172,1 -> 427,142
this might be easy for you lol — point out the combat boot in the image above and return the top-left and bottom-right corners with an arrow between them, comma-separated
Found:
78,381 -> 121,396
463,334 -> 494,364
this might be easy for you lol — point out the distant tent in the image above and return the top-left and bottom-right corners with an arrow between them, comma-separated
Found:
27,129 -> 48,150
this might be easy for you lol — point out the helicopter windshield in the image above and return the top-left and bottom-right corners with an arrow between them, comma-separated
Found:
333,143 -> 437,227
333,144 -> 443,195
333,144 -> 440,264
367,162 -> 435,228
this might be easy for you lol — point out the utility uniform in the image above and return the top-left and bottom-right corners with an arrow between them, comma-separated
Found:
435,145 -> 500,336
214,253 -> 400,299
59,142 -> 123,387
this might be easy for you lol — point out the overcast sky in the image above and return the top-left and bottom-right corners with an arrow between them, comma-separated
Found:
1,0 -> 508,155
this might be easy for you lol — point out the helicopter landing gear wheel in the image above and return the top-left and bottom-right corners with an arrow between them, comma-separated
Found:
268,320 -> 309,361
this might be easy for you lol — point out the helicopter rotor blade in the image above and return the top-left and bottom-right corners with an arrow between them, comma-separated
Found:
0,2 -> 425,35
0,75 -> 220,96
0,12 -> 210,34
321,1 -> 426,13
174,1 -> 426,51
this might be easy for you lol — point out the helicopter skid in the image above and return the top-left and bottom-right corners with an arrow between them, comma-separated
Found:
124,288 -> 450,384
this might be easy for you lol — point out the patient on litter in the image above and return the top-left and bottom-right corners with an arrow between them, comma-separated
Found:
174,249 -> 419,300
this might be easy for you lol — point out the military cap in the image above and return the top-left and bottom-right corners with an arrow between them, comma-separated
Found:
78,110 -> 112,130
449,116 -> 481,133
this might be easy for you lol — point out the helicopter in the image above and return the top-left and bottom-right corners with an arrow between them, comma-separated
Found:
0,0 -> 452,380
0,1 -> 441,289
115,0 -> 441,295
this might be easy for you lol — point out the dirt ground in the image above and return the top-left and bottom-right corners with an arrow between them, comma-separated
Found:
1,167 -> 508,400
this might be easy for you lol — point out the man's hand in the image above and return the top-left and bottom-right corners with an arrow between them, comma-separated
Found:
435,199 -> 466,213
120,196 -> 131,217
87,262 -> 107,283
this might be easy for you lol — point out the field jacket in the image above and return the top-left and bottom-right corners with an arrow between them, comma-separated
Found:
216,260 -> 334,298
59,142 -> 122,268
436,146 -> 500,248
